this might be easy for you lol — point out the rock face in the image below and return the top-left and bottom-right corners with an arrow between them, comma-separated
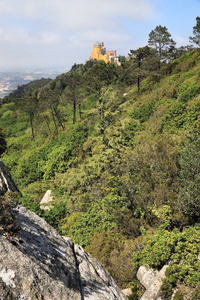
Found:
0,159 -> 21,195
0,206 -> 127,300
40,190 -> 53,210
137,265 -> 168,300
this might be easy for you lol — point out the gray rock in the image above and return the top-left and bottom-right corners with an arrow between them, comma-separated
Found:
0,159 -> 21,195
137,265 -> 168,300
0,206 -> 127,300
40,190 -> 53,210
137,266 -> 157,290
122,288 -> 132,297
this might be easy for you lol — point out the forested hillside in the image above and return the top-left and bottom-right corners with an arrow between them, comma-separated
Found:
0,24 -> 200,299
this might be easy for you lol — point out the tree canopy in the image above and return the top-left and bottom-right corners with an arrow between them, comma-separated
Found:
148,25 -> 176,67
190,16 -> 200,46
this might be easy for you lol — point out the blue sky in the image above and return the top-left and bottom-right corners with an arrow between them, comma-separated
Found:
0,0 -> 199,70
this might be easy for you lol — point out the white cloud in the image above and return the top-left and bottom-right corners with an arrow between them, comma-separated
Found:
0,0 -> 157,69
0,0 -> 156,30
176,36 -> 189,47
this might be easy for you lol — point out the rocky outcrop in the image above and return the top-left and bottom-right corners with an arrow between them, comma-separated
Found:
0,205 -> 127,300
0,159 -> 21,195
137,265 -> 168,300
40,190 -> 53,210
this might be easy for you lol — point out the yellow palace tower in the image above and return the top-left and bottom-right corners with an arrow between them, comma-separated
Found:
90,41 -> 120,64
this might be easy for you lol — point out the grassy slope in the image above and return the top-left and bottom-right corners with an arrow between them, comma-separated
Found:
0,51 -> 200,297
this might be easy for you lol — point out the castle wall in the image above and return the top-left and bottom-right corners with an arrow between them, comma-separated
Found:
90,42 -> 118,64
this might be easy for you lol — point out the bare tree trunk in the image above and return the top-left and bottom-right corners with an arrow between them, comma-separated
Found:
51,107 -> 58,133
53,107 -> 64,129
45,116 -> 51,134
78,103 -> 82,119
73,97 -> 76,124
137,74 -> 140,93
30,113 -> 35,141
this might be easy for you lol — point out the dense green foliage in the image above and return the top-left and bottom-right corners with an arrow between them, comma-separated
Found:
0,22 -> 200,298
133,221 -> 200,299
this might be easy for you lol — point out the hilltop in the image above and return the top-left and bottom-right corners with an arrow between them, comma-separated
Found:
0,46 -> 200,299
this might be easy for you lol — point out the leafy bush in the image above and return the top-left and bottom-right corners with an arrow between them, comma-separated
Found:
186,100 -> 200,126
62,193 -> 126,246
133,227 -> 180,269
161,226 -> 200,299
178,133 -> 200,220
162,102 -> 187,132
43,123 -> 88,179
0,103 -> 17,117
14,147 -> 46,186
19,195 -> 42,216
133,224 -> 200,300
129,102 -> 155,123
178,82 -> 200,103
123,120 -> 144,144
42,201 -> 68,233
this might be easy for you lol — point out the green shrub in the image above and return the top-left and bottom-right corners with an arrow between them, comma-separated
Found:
0,103 -> 17,117
178,133 -> 200,220
123,120 -> 144,144
129,102 -> 155,123
133,224 -> 200,300
178,83 -> 200,103
62,193 -> 126,246
186,100 -> 200,126
42,201 -> 68,233
162,102 -> 187,132
19,195 -> 42,216
43,123 -> 88,179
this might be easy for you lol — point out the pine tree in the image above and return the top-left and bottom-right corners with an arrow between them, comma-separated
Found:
148,25 -> 176,68
189,16 -> 200,46
129,46 -> 158,92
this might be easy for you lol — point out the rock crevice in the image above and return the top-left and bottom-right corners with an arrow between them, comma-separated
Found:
71,241 -> 85,300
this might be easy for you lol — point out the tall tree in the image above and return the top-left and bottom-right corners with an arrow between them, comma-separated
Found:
189,16 -> 200,46
85,60 -> 108,97
40,86 -> 64,132
148,25 -> 176,68
129,46 -> 155,92
84,60 -> 111,119
17,92 -> 38,141
62,72 -> 83,124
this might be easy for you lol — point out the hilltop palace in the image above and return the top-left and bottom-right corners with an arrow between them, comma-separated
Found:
90,41 -> 120,65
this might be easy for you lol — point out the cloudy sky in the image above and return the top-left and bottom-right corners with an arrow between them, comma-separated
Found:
0,0 -> 200,70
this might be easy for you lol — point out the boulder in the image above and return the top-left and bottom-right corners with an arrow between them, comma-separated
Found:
137,265 -> 168,300
122,288 -> 132,297
0,159 -> 21,195
40,189 -> 53,210
0,205 -> 127,300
